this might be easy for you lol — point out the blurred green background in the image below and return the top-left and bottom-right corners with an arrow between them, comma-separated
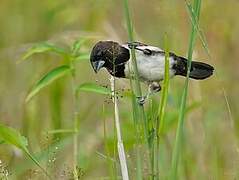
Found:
0,0 -> 239,179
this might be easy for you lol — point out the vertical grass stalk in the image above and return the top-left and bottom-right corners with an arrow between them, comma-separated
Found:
69,56 -> 79,180
110,76 -> 129,180
102,104 -> 115,179
155,34 -> 170,178
123,0 -> 142,96
123,0 -> 152,178
171,0 -> 202,179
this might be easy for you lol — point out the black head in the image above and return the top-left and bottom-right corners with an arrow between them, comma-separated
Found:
90,41 -> 130,77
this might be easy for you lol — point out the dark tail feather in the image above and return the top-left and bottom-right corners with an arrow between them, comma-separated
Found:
189,61 -> 214,79
174,56 -> 214,80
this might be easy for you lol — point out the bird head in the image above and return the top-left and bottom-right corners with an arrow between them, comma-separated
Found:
90,41 -> 130,74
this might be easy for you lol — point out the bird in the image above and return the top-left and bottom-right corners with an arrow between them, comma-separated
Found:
90,41 -> 214,105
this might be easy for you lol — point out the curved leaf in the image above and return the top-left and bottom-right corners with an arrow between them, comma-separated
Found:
71,39 -> 87,56
0,123 -> 51,178
47,129 -> 77,134
0,123 -> 28,151
26,65 -> 71,102
76,83 -> 111,95
74,53 -> 89,62
19,42 -> 67,63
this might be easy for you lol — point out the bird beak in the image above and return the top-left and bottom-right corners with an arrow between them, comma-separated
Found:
92,60 -> 105,73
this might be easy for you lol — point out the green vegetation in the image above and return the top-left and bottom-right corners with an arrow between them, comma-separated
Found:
171,0 -> 202,179
0,0 -> 238,179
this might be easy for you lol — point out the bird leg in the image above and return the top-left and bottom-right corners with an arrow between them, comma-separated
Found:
137,82 -> 161,105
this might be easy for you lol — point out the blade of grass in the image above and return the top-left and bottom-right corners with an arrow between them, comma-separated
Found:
47,129 -> 77,134
186,0 -> 235,137
171,0 -> 202,179
74,53 -> 90,62
13,135 -> 72,176
123,0 -> 142,96
185,0 -> 211,58
123,0 -> 151,178
158,34 -> 170,136
71,39 -> 88,56
19,42 -> 67,63
155,34 -> 170,178
186,0 -> 236,145
0,123 -> 51,179
25,65 -> 71,103
102,104 -> 115,180
76,82 -> 112,95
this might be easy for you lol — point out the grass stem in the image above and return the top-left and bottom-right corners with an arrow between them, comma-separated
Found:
110,76 -> 129,180
170,0 -> 201,179
155,34 -> 170,179
123,0 -> 153,177
69,56 -> 79,180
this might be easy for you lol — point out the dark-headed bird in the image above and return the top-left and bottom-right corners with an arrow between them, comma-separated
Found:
90,41 -> 214,104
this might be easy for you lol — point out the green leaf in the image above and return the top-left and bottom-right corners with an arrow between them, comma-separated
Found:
76,83 -> 111,95
0,123 -> 28,152
71,39 -> 87,56
47,129 -> 77,134
26,65 -> 71,102
0,123 -> 51,178
171,0 -> 202,178
19,42 -> 67,63
74,53 -> 89,62
158,34 -> 170,136
185,1 -> 211,58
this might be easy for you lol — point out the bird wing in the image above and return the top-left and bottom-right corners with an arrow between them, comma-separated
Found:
123,42 -> 164,57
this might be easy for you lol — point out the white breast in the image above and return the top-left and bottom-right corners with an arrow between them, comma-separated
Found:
123,45 -> 176,82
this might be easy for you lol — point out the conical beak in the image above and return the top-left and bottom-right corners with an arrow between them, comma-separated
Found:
92,60 -> 105,73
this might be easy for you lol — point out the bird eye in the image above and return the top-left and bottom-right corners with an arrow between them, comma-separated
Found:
143,49 -> 152,55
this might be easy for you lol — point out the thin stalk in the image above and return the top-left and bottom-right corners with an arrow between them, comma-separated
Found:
123,0 -> 151,178
102,104 -> 115,180
24,150 -> 52,180
69,56 -> 79,180
128,77 -> 143,179
123,2 -> 148,129
110,76 -> 129,180
186,0 -> 236,147
170,0 -> 201,179
113,116 -> 118,179
155,34 -> 170,179
128,75 -> 143,179
123,0 -> 145,112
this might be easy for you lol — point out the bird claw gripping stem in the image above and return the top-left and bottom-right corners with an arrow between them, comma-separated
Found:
136,96 -> 147,106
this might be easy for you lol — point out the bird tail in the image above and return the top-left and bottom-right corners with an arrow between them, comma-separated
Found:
174,56 -> 214,80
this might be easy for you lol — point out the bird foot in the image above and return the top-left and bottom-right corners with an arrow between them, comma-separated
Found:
136,96 -> 147,106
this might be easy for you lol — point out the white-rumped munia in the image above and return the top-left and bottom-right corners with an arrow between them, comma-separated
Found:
90,41 -> 214,104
